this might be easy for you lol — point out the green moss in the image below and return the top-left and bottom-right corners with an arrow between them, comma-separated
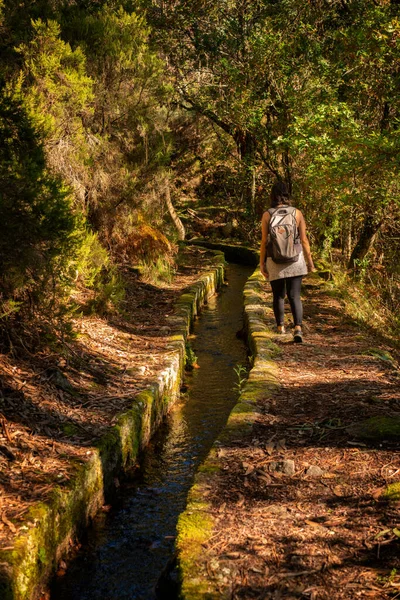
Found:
349,416 -> 400,441
177,511 -> 214,548
169,334 -> 184,342
177,509 -> 222,600
177,293 -> 196,305
383,483 -> 400,502
27,503 -> 48,523
362,348 -> 395,364
62,424 -> 79,436
38,548 -> 47,565
198,462 -> 220,475
96,428 -> 120,454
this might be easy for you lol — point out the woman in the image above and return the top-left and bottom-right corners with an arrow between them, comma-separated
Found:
260,181 -> 315,343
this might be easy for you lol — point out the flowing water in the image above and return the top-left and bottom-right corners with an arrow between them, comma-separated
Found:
51,263 -> 253,600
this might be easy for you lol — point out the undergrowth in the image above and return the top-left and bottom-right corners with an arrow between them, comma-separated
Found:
139,257 -> 176,285
322,261 -> 400,345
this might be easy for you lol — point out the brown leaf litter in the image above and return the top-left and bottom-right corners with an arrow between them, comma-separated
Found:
195,278 -> 400,599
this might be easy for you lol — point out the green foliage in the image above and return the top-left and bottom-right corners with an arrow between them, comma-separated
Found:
88,270 -> 125,315
73,231 -> 110,289
327,265 -> 400,341
0,0 -> 399,343
58,3 -> 172,238
139,257 -> 176,285
185,342 -> 198,371
72,230 -> 125,313
0,1 -> 176,336
233,363 -> 247,395
16,18 -> 93,137
38,547 -> 47,565
0,94 -> 81,305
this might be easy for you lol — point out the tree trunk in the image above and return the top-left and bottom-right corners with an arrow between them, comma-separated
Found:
342,210 -> 353,261
233,130 -> 258,213
348,214 -> 383,269
165,179 -> 185,241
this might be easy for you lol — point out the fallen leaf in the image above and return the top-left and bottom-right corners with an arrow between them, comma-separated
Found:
257,474 -> 272,484
276,438 -> 287,452
305,520 -> 325,529
265,435 -> 276,455
225,552 -> 240,559
375,529 -> 391,539
333,485 -> 345,497
324,517 -> 347,527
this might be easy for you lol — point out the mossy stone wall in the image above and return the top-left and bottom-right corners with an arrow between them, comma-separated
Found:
185,240 -> 258,266
176,268 -> 280,599
0,252 -> 225,600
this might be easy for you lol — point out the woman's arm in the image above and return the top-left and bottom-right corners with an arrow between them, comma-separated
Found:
260,212 -> 270,278
297,211 -> 315,271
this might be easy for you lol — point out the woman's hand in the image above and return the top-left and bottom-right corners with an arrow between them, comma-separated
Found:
260,264 -> 269,279
307,261 -> 316,273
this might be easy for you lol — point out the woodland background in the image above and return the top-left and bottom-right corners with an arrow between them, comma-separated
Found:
0,0 -> 399,345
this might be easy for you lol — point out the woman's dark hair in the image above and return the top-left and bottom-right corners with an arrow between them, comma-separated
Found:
270,181 -> 291,208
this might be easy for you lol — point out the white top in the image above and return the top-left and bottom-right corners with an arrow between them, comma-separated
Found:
267,250 -> 308,281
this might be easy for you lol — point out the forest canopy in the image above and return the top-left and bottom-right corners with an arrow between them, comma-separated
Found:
0,0 -> 399,338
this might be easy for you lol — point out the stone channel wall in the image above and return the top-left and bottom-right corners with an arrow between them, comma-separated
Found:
176,267 -> 280,600
0,253 -> 225,600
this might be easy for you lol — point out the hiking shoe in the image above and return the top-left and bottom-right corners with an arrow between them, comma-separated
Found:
276,326 -> 286,334
293,329 -> 303,343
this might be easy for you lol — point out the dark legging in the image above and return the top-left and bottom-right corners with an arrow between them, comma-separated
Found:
270,276 -> 303,327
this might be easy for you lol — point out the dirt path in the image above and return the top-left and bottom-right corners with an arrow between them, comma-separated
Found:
200,277 -> 400,599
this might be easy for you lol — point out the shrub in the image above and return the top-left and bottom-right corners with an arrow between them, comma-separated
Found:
0,94 -> 81,308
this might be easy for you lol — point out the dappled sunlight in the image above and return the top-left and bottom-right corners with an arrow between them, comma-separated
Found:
195,281 -> 400,599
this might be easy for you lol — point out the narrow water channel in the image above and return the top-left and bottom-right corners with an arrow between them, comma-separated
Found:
51,263 -> 253,600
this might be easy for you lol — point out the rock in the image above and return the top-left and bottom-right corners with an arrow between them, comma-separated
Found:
306,465 -> 324,477
270,459 -> 295,476
347,416 -> 400,441
281,459 -> 296,476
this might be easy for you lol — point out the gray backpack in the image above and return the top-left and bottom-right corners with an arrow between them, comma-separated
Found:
266,206 -> 301,264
